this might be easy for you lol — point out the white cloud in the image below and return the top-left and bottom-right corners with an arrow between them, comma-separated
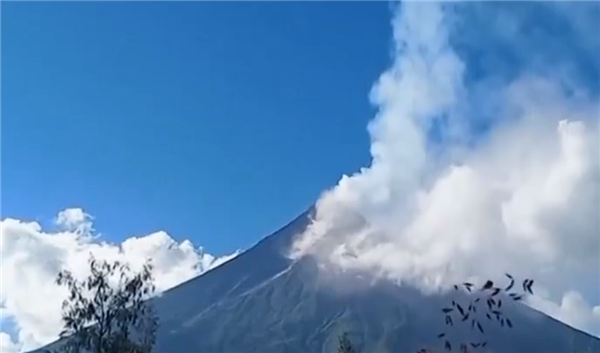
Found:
0,332 -> 21,353
528,291 -> 600,337
291,2 -> 600,337
0,209 -> 240,353
54,208 -> 93,234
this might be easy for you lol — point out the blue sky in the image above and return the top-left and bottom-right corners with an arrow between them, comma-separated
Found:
4,2 -> 598,254
3,2 -> 392,254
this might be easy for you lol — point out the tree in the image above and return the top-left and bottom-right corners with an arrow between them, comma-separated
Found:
422,274 -> 535,353
55,255 -> 159,353
337,332 -> 357,353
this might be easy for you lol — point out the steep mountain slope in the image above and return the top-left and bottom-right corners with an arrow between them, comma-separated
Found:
37,210 -> 600,353
143,210 -> 600,353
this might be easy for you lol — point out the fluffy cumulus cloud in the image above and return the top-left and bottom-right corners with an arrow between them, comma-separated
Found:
1,332 -> 21,353
291,2 -> 600,337
528,291 -> 600,338
0,209 -> 240,353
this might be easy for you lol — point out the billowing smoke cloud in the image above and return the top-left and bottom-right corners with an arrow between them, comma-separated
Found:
0,208 -> 240,353
290,2 -> 600,336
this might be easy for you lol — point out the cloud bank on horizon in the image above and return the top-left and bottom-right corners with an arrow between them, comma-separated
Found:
0,208 -> 240,353
291,1 -> 600,337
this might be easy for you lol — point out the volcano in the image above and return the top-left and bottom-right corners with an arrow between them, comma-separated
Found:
37,210 -> 600,353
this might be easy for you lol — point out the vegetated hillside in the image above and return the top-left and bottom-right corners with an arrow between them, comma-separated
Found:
36,210 -> 600,353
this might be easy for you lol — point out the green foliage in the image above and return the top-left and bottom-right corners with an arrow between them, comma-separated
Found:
338,332 -> 357,353
424,274 -> 536,353
55,254 -> 158,353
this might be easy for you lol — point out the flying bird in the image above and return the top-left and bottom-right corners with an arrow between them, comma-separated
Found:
506,318 -> 513,328
438,333 -> 446,338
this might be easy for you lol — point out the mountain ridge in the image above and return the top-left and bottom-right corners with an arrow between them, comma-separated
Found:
34,209 -> 600,353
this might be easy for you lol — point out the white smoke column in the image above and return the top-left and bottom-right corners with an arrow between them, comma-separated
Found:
290,2 -> 467,287
289,1 -> 600,335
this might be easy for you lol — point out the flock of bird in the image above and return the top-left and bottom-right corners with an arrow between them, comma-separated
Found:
417,274 -> 535,353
